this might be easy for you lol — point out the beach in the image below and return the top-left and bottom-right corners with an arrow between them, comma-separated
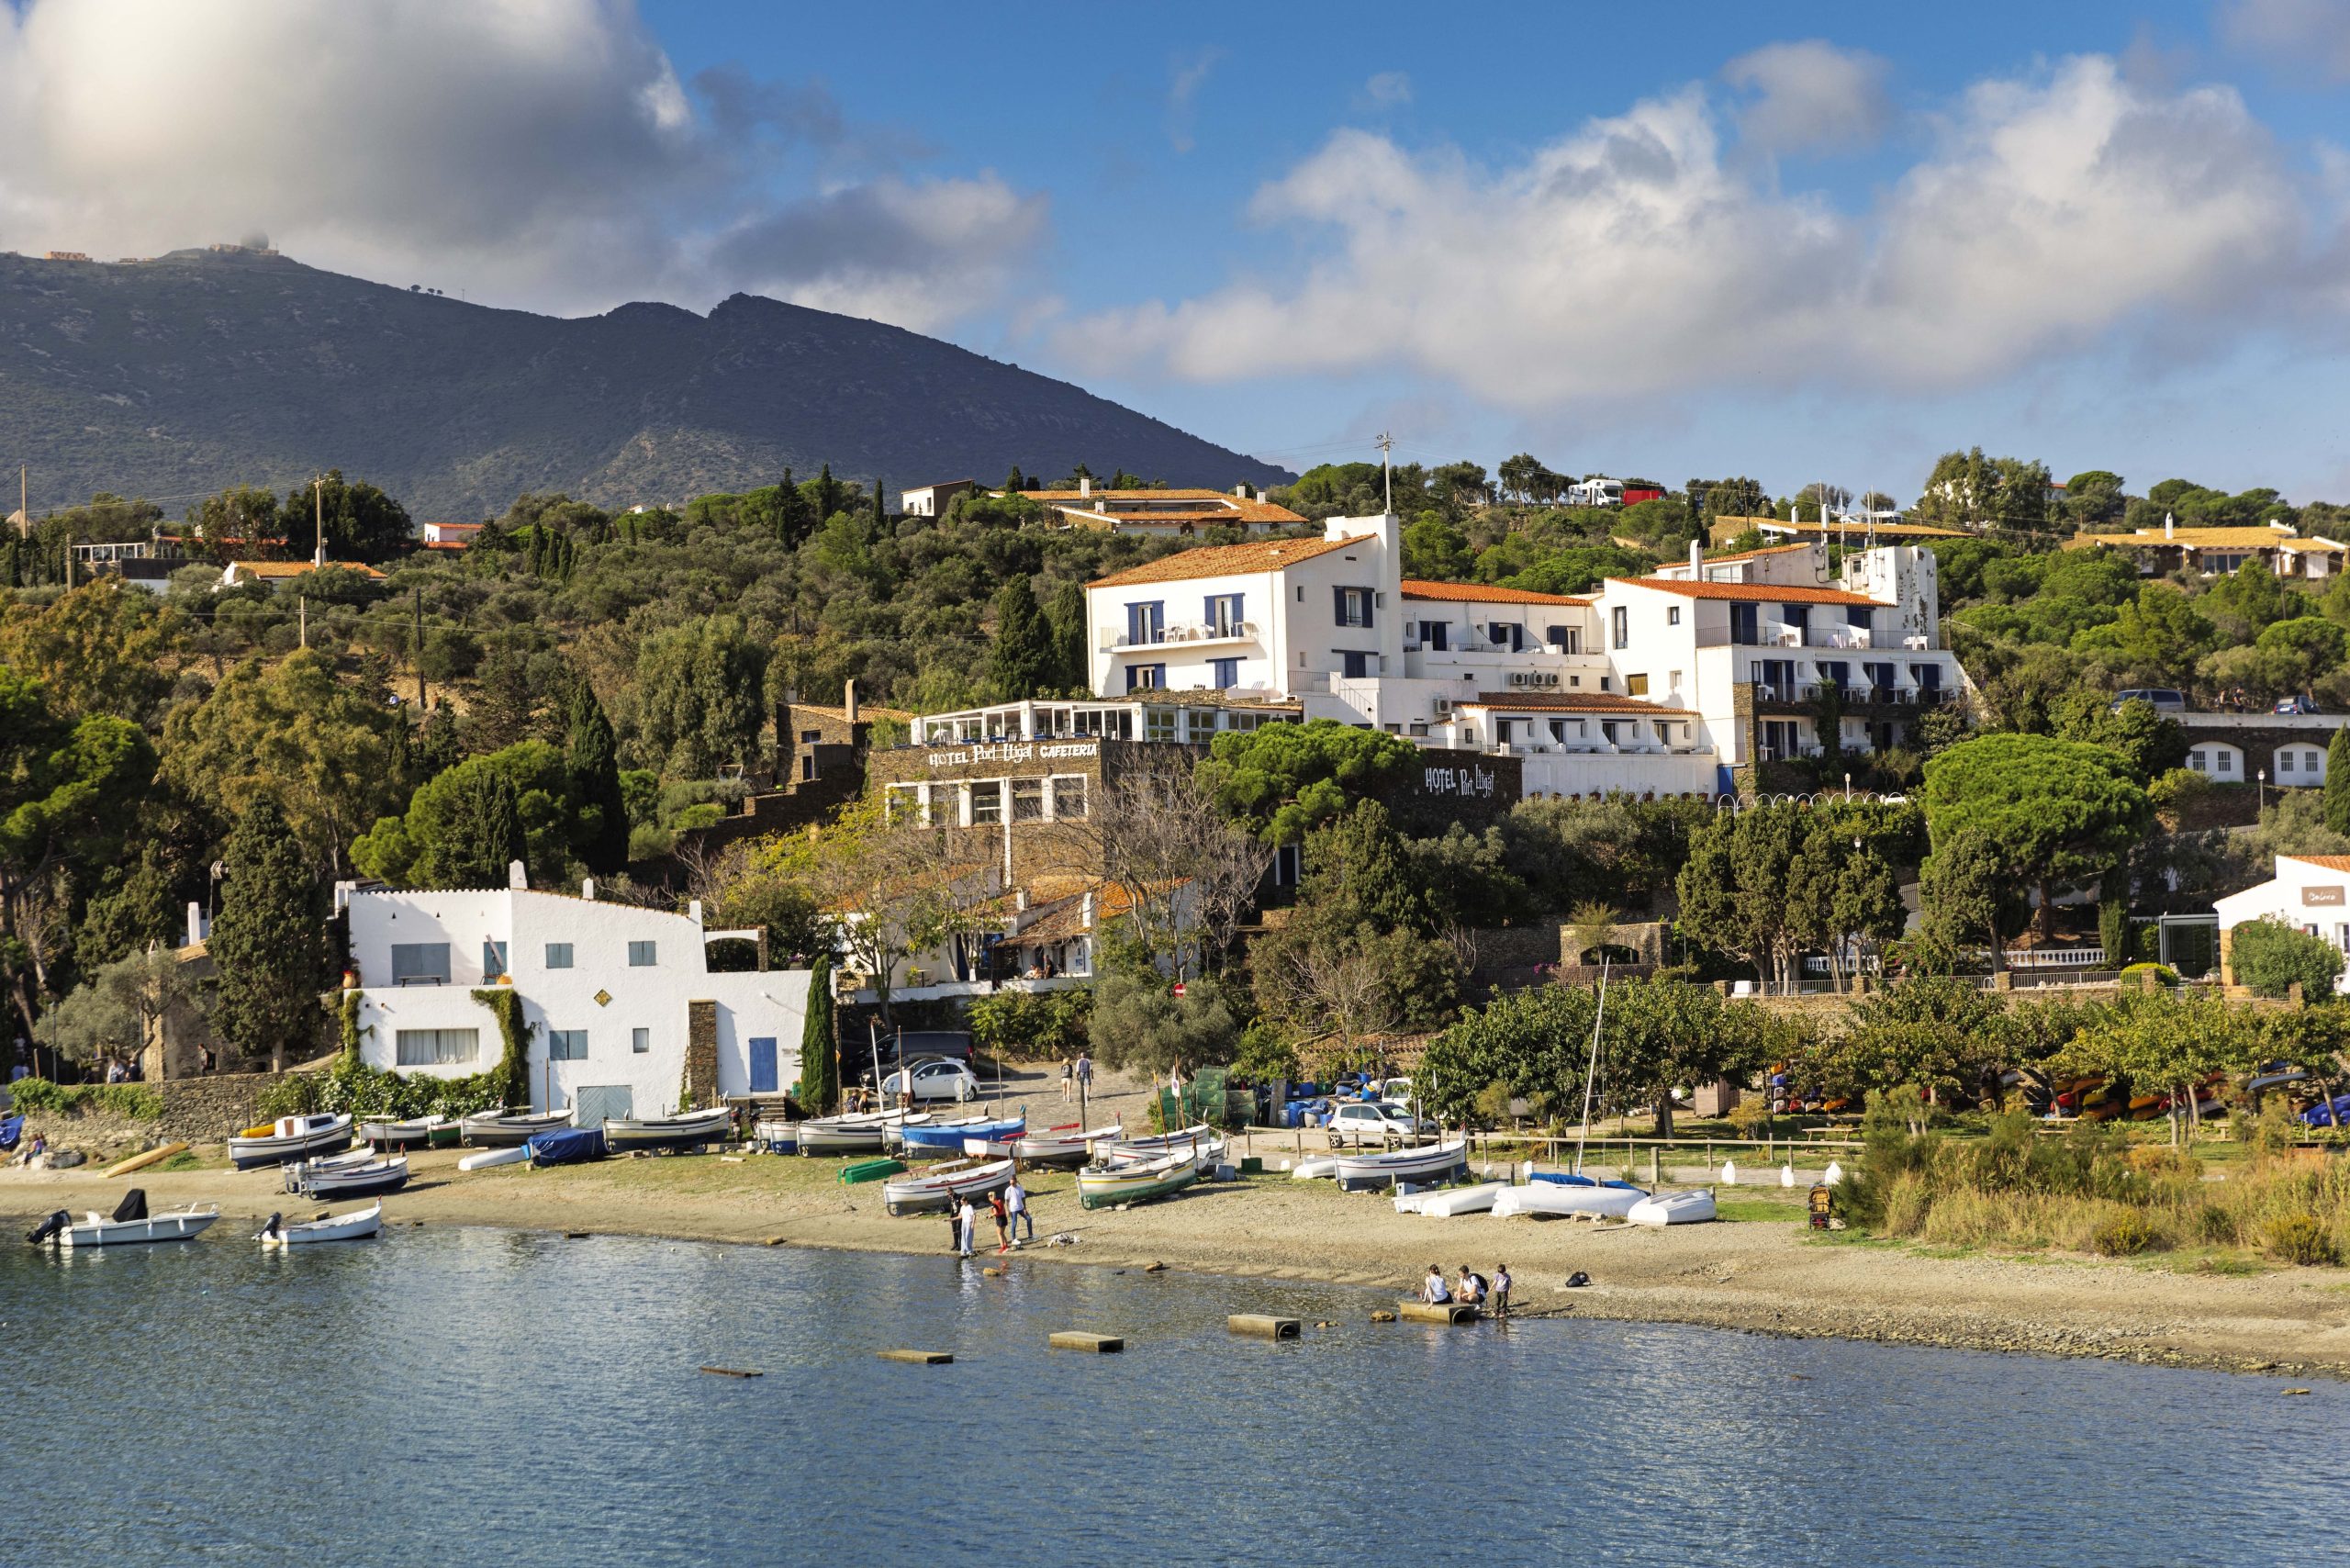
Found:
8,1121 -> 2345,1381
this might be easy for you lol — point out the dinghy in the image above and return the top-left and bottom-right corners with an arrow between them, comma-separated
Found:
896,1113 -> 1024,1155
1394,1182 -> 1507,1216
297,1153 -> 409,1200
228,1114 -> 353,1170
1012,1120 -> 1124,1166
1333,1139 -> 1468,1193
604,1106 -> 734,1153
28,1190 -> 219,1249
1076,1149 -> 1201,1210
459,1107 -> 575,1147
753,1119 -> 800,1154
1290,1155 -> 1341,1181
359,1114 -> 458,1151
1493,1181 -> 1646,1219
257,1202 -> 383,1247
526,1127 -> 609,1167
880,1157 -> 1013,1215
457,1145 -> 528,1171
1626,1190 -> 1717,1226
799,1109 -> 925,1155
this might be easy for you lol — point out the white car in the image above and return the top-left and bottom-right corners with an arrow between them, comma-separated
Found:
1325,1101 -> 1430,1149
880,1059 -> 981,1103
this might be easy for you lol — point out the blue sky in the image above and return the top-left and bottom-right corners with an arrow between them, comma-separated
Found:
6,0 -> 2348,502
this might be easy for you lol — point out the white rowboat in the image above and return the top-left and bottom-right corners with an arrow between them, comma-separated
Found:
1627,1191 -> 1717,1226
458,1146 -> 528,1170
228,1114 -> 354,1170
1290,1156 -> 1341,1181
1493,1182 -> 1647,1220
880,1158 -> 1014,1215
1333,1139 -> 1467,1192
1393,1182 -> 1507,1216
1012,1120 -> 1124,1165
604,1106 -> 734,1152
258,1202 -> 384,1246
459,1108 -> 575,1148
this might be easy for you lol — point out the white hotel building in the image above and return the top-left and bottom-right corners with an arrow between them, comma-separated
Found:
1072,514 -> 1968,798
340,870 -> 812,1121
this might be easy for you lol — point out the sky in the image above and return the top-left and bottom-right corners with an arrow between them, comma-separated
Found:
4,0 -> 2349,503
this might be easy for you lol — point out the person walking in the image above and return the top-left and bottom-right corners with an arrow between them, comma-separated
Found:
1005,1171 -> 1033,1245
955,1194 -> 977,1258
1492,1262 -> 1513,1321
1058,1057 -> 1072,1103
989,1188 -> 1012,1255
1075,1052 -> 1093,1095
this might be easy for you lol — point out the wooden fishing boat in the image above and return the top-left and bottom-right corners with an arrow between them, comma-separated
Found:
1077,1149 -> 1201,1211
297,1153 -> 409,1200
1332,1139 -> 1467,1193
27,1190 -> 219,1249
798,1110 -> 926,1155
459,1107 -> 576,1147
257,1202 -> 383,1247
1109,1123 -> 1215,1154
458,1145 -> 528,1171
881,1157 -> 1013,1215
282,1146 -> 378,1193
753,1119 -> 800,1154
359,1114 -> 457,1151
1012,1120 -> 1124,1166
896,1113 -> 1024,1155
228,1114 -> 353,1170
604,1106 -> 734,1153
1626,1190 -> 1717,1226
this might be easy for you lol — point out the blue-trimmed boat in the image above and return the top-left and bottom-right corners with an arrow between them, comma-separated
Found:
896,1113 -> 1024,1154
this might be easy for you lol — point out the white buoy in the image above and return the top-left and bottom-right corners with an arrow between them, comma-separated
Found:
1780,1163 -> 1795,1188
1823,1159 -> 1844,1187
1721,1159 -> 1738,1185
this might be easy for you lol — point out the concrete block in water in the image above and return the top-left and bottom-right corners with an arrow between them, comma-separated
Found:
1050,1331 -> 1125,1353
1228,1315 -> 1301,1340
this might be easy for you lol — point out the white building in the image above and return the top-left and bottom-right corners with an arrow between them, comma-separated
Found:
2214,854 -> 2350,992
1010,477 -> 1304,534
340,869 -> 811,1122
899,479 -> 979,518
1080,513 -> 1970,798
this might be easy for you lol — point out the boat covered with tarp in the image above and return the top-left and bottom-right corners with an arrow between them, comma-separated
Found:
526,1127 -> 610,1167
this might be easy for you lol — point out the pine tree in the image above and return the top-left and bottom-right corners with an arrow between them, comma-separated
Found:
988,578 -> 1057,697
565,678 -> 631,872
798,954 -> 837,1113
1044,579 -> 1089,693
208,799 -> 324,1073
2327,726 -> 2350,834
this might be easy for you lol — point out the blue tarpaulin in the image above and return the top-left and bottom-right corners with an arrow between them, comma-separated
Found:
527,1127 -> 609,1166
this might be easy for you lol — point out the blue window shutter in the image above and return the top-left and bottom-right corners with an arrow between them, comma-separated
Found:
1332,585 -> 1346,623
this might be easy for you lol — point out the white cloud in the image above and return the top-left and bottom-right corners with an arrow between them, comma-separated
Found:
0,0 -> 1045,330
1357,71 -> 1414,111
1723,39 -> 1891,155
1167,48 -> 1223,154
1056,55 -> 2320,410
2221,0 -> 2350,82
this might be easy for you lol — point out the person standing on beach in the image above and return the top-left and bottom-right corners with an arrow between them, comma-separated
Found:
956,1195 -> 978,1257
989,1188 -> 1011,1254
1492,1262 -> 1512,1320
1006,1171 -> 1032,1245
1058,1057 -> 1072,1103
945,1195 -> 962,1254
1075,1052 -> 1093,1096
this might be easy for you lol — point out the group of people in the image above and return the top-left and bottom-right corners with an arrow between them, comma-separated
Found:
1055,1054 -> 1094,1103
947,1174 -> 1034,1257
1422,1261 -> 1511,1319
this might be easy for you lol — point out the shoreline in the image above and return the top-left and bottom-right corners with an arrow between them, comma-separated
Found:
6,1148 -> 2346,1381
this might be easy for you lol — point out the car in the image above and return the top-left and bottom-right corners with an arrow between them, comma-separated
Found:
2110,689 -> 2187,714
878,1059 -> 982,1103
2276,696 -> 2323,715
1324,1101 -> 1434,1149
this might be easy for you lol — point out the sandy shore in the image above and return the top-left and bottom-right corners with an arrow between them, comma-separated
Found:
7,1137 -> 2345,1381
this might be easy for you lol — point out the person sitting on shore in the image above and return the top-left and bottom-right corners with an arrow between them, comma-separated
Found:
1421,1265 -> 1451,1305
1456,1266 -> 1485,1307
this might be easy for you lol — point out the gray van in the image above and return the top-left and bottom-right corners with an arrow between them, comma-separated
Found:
2110,689 -> 2188,714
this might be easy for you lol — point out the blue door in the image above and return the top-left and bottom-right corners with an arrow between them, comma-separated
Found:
749,1036 -> 778,1094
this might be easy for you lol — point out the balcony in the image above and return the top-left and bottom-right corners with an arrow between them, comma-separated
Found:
1756,681 -> 1958,710
1100,620 -> 1259,651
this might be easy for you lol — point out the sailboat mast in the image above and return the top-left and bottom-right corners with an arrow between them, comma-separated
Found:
1574,956 -> 1610,1175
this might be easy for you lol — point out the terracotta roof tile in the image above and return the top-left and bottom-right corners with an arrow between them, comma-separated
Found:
2286,855 -> 2350,872
1730,516 -> 1967,540
1399,578 -> 1591,606
228,559 -> 386,580
1089,533 -> 1371,588
2069,526 -> 2326,552
1609,577 -> 1888,606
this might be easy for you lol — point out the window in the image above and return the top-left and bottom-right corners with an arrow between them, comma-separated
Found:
632,1027 -> 649,1055
1126,600 -> 1165,645
1011,778 -> 1045,822
1340,651 -> 1373,679
800,729 -> 822,744
1847,607 -> 1872,629
1146,708 -> 1179,742
1729,603 -> 1760,645
396,1027 -> 478,1066
2188,749 -> 2207,773
1204,593 -> 1243,634
1125,663 -> 1166,693
549,1029 -> 588,1061
2214,750 -> 2234,776
969,780 -> 1004,824
1334,587 -> 1374,628
544,943 -> 574,969
885,782 -> 925,823
1667,606 -> 1681,626
628,940 -> 657,967
1547,624 -> 1581,655
1627,674 -> 1649,697
389,943 -> 450,987
1668,669 -> 1682,693
481,940 -> 509,982
1210,657 -> 1239,689
1049,775 -> 1089,819
2280,750 -> 2297,776
1611,606 -> 1628,650
1419,620 -> 1450,652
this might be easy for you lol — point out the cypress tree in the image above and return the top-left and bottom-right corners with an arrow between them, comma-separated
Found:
873,474 -> 887,527
988,577 -> 1057,698
420,698 -> 464,780
2326,727 -> 2350,834
565,678 -> 631,872
209,799 -> 325,1073
1044,579 -> 1089,693
798,955 -> 837,1113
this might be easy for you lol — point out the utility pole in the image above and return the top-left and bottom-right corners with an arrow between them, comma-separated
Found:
312,475 -> 325,567
413,585 -> 426,707
1374,431 -> 1393,514
16,465 -> 25,540
298,593 -> 308,650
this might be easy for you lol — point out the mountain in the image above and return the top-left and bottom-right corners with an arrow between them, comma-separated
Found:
0,247 -> 1291,521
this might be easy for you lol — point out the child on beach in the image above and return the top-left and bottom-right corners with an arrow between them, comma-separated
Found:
1456,1265 -> 1485,1307
1491,1263 -> 1512,1320
989,1189 -> 1011,1254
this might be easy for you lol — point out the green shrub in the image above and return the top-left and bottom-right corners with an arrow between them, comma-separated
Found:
2093,1210 -> 2162,1256
2229,918 -> 2345,999
2119,962 -> 2178,989
968,989 -> 1093,1060
2264,1213 -> 2339,1266
3,1078 -> 162,1120
255,1074 -> 321,1120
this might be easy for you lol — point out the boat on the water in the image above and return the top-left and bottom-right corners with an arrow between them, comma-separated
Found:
1333,1139 -> 1467,1193
880,1157 -> 1014,1215
527,1128 -> 609,1167
1394,1181 -> 1507,1216
1012,1120 -> 1123,1166
457,1145 -> 529,1171
258,1202 -> 383,1246
1626,1190 -> 1717,1226
1493,1179 -> 1647,1219
297,1153 -> 409,1200
798,1110 -> 926,1155
359,1114 -> 459,1150
896,1114 -> 1024,1155
228,1114 -> 354,1170
459,1107 -> 576,1148
604,1106 -> 734,1153
1076,1149 -> 1202,1210
26,1190 -> 219,1249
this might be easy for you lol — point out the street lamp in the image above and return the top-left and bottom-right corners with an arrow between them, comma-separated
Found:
2258,767 -> 2266,812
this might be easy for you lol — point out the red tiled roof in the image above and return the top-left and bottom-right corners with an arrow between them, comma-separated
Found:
1461,692 -> 1695,715
1090,534 -> 1370,588
1695,542 -> 1816,566
1610,577 -> 1888,606
2286,855 -> 2350,872
1399,579 -> 1590,606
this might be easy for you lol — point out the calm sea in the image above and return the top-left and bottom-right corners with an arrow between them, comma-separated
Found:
1,1224 -> 2332,1567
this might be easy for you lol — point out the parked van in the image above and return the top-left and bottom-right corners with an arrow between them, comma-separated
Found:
2110,689 -> 2187,713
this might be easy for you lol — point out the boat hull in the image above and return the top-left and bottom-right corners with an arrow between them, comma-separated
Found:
798,1123 -> 887,1154
359,1116 -> 455,1151
1493,1183 -> 1645,1219
458,1146 -> 528,1171
228,1116 -> 354,1170
460,1110 -> 576,1148
60,1206 -> 220,1248
1333,1140 -> 1468,1192
1077,1155 -> 1202,1210
299,1157 -> 410,1200
881,1158 -> 1014,1215
897,1117 -> 1024,1154
262,1202 -> 383,1246
1626,1191 -> 1717,1226
1395,1182 -> 1507,1217
603,1110 -> 734,1152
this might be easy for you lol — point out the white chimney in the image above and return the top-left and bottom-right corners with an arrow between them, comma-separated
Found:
581,878 -> 597,902
1689,539 -> 1704,577
1080,475 -> 1091,498
688,899 -> 704,926
507,859 -> 526,890
2165,511 -> 2175,539
844,678 -> 859,725
186,900 -> 206,948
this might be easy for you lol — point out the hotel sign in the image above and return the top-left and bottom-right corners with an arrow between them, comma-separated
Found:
925,739 -> 1100,769
1423,764 -> 1499,800
2302,885 -> 2345,907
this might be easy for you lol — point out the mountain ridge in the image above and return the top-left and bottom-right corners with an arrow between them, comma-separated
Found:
0,247 -> 1290,521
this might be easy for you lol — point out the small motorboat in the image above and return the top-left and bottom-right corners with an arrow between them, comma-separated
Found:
897,1114 -> 1024,1155
527,1128 -> 609,1167
1076,1149 -> 1201,1211
880,1157 -> 1013,1215
1290,1155 -> 1340,1181
1333,1139 -> 1467,1193
1394,1182 -> 1507,1216
460,1107 -> 576,1147
298,1153 -> 409,1200
28,1189 -> 220,1249
228,1114 -> 354,1170
1626,1190 -> 1718,1226
360,1114 -> 458,1150
1493,1178 -> 1647,1219
257,1202 -> 383,1247
604,1106 -> 734,1153
1012,1120 -> 1123,1166
753,1119 -> 800,1155
458,1145 -> 529,1171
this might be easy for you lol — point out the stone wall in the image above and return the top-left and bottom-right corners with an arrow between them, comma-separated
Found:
685,1000 -> 719,1108
154,1070 -> 290,1140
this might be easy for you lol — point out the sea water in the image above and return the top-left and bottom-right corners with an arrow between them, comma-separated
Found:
0,1226 -> 2332,1567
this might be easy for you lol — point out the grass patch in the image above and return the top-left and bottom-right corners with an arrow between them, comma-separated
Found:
155,1150 -> 204,1173
1715,1198 -> 1805,1223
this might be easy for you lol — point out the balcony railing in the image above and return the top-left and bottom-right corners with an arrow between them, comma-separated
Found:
1100,620 -> 1259,650
1756,682 -> 1957,708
